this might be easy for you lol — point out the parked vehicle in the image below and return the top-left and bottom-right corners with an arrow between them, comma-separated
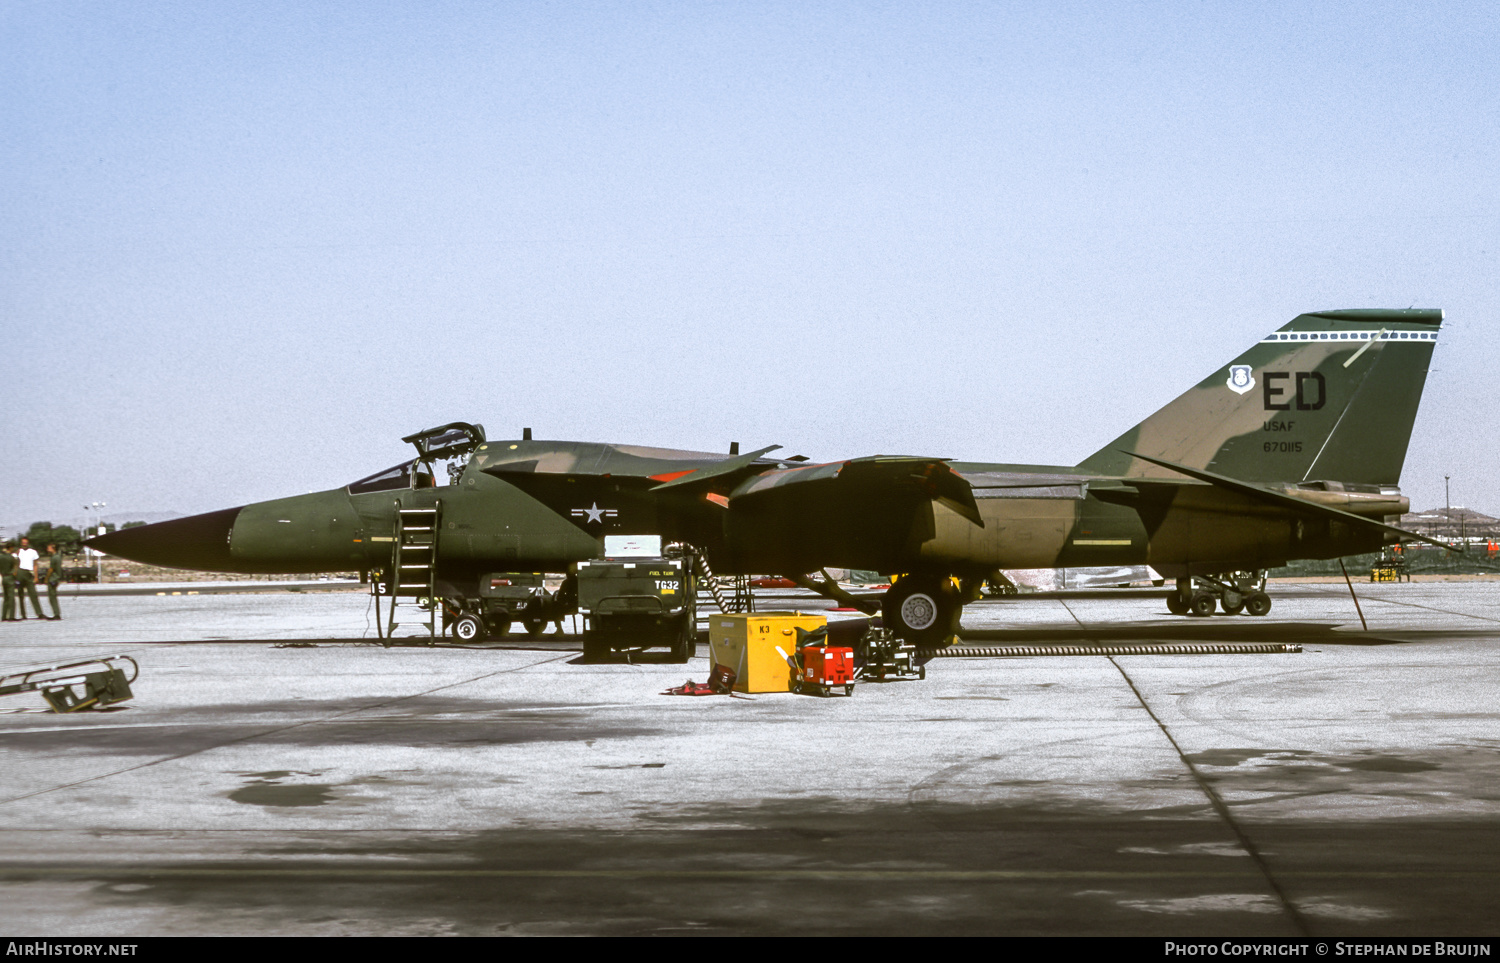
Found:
748,576 -> 797,589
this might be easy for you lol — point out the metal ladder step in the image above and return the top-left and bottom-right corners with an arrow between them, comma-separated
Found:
386,501 -> 442,643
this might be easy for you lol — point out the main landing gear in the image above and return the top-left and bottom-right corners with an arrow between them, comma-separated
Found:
1166,573 -> 1271,617
882,576 -> 963,648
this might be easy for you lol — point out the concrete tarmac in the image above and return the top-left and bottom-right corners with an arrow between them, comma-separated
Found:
1,581 -> 1499,936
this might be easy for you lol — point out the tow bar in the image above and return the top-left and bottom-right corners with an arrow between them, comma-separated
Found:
0,655 -> 139,712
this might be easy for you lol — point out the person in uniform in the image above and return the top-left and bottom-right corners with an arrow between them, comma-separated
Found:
0,544 -> 16,621
15,537 -> 42,620
43,543 -> 63,620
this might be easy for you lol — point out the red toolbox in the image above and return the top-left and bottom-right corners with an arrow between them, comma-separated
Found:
794,646 -> 856,696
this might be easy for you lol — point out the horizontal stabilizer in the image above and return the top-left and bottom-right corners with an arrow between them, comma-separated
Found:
1121,450 -> 1452,550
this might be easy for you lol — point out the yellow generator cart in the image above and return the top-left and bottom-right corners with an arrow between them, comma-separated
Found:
709,612 -> 828,693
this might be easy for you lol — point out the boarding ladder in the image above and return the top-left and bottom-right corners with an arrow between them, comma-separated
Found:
386,503 -> 441,643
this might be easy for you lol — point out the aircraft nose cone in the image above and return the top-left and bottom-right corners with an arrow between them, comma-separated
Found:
86,506 -> 244,572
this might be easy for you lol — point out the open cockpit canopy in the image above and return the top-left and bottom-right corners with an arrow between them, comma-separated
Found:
347,422 -> 488,494
403,422 -> 486,462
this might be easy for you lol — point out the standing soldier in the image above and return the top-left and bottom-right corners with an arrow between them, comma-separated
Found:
43,543 -> 63,620
0,544 -> 16,621
15,537 -> 42,620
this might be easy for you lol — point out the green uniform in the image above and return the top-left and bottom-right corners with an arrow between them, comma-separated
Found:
0,552 -> 14,621
15,550 -> 41,620
44,553 -> 62,619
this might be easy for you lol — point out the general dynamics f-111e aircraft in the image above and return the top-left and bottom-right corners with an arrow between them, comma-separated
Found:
92,308 -> 1450,647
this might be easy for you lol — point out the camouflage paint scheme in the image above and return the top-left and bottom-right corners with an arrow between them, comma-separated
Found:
92,308 -> 1440,599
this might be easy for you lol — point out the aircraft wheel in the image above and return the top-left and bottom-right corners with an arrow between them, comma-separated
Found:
1188,592 -> 1217,617
524,618 -> 547,638
453,614 -> 485,642
488,618 -> 511,640
1245,592 -> 1272,617
883,577 -> 960,647
1166,592 -> 1189,615
1221,590 -> 1246,615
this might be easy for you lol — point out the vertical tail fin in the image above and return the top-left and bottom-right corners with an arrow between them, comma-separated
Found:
1076,309 -> 1441,486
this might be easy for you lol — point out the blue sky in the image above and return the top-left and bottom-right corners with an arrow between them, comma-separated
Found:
3,1 -> 1497,526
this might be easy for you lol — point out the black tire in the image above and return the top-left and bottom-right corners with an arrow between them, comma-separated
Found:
1166,592 -> 1189,615
1221,590 -> 1245,615
1245,592 -> 1272,617
844,685 -> 853,696
1189,592 -> 1217,617
488,617 -> 511,640
453,614 -> 485,642
582,633 -> 609,662
882,577 -> 960,647
524,618 -> 546,638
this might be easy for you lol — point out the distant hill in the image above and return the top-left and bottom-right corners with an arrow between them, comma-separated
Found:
1400,507 -> 1498,538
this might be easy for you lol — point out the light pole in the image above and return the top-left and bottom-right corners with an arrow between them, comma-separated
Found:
86,501 -> 106,581
1443,476 -> 1456,555
83,505 -> 94,578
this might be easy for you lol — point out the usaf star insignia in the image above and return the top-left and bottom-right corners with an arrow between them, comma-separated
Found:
570,503 -> 619,524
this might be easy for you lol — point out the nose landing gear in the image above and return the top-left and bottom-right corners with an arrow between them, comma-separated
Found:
1167,572 -> 1271,617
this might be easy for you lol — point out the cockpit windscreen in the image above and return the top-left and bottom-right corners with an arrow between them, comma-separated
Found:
347,461 -> 414,494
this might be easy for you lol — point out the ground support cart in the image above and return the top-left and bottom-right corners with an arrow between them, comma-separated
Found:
447,572 -> 563,640
792,645 -> 856,697
856,626 -> 925,681
1370,551 -> 1411,583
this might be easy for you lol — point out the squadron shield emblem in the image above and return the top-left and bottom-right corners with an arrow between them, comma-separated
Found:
1226,365 -> 1255,395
